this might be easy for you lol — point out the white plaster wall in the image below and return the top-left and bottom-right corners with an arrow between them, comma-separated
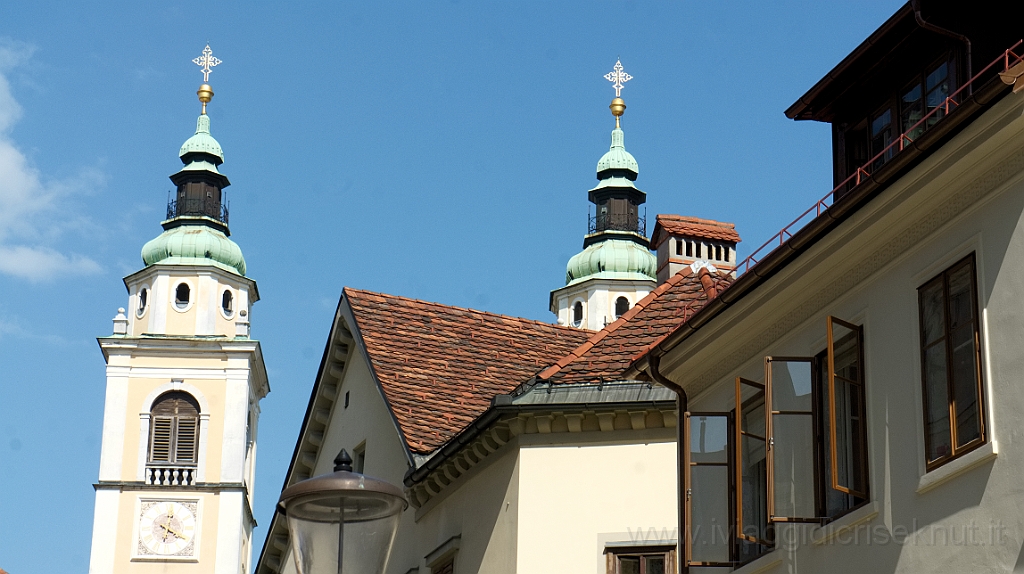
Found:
517,442 -> 678,574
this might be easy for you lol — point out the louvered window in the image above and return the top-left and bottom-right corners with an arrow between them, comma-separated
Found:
149,392 -> 200,465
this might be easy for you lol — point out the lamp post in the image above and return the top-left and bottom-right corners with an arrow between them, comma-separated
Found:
277,449 -> 408,574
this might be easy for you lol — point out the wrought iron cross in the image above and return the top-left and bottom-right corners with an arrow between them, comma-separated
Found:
604,60 -> 632,97
193,45 -> 221,82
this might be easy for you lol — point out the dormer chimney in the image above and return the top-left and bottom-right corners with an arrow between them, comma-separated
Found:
651,215 -> 741,283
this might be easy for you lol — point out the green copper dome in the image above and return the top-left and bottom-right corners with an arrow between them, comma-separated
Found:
142,225 -> 246,276
595,127 -> 638,175
179,114 -> 224,163
565,237 -> 656,285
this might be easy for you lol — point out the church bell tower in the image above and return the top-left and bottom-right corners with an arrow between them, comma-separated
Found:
550,60 -> 657,330
88,46 -> 269,574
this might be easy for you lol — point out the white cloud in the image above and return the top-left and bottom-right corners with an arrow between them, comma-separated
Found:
0,39 -> 103,282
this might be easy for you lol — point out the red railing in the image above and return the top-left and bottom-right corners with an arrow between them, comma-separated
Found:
675,41 -> 1024,322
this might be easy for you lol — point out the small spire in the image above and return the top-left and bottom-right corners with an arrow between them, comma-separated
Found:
193,45 -> 221,115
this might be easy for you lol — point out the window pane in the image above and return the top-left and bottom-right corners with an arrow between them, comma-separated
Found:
645,556 -> 665,574
924,343 -> 952,461
947,264 -> 975,329
772,414 -> 816,519
770,360 -> 813,412
902,83 -> 924,137
620,557 -> 640,574
740,398 -> 769,545
950,323 -> 981,447
819,358 -> 858,516
691,465 -> 731,565
926,62 -> 948,91
690,415 -> 728,464
920,281 -> 945,345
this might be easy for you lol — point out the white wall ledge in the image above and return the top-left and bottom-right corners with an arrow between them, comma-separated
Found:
916,440 -> 998,494
812,501 -> 880,545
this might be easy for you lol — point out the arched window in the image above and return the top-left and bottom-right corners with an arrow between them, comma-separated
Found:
222,289 -> 233,315
175,283 -> 191,309
149,391 -> 200,465
572,301 -> 584,327
615,296 -> 630,318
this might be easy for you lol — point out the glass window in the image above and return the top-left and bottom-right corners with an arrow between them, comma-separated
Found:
870,108 -> 893,169
918,254 -> 985,469
572,301 -> 583,327
175,283 -> 190,309
606,547 -> 674,574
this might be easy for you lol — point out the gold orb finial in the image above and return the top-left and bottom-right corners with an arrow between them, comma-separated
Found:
610,97 -> 626,128
197,83 -> 214,115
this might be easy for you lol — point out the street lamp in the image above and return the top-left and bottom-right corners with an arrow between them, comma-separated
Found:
277,449 -> 408,574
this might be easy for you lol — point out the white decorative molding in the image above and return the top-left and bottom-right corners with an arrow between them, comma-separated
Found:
916,440 -> 998,494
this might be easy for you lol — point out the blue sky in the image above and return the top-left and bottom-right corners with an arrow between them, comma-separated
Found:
0,1 -> 904,571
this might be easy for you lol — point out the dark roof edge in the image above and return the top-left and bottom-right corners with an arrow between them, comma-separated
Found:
633,74 -> 1012,377
403,381 -> 676,487
785,3 -> 913,120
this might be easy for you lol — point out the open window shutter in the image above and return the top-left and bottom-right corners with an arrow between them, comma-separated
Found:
150,416 -> 173,463
684,412 -> 734,568
765,357 -> 820,523
175,417 -> 199,464
827,317 -> 869,498
735,378 -> 771,547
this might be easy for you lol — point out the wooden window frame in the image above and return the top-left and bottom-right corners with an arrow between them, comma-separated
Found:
764,357 -> 821,524
606,545 -> 676,574
683,412 -> 737,569
734,378 -> 773,548
826,317 -> 870,498
918,253 -> 986,472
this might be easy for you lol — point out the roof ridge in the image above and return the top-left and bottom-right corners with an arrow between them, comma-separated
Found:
343,286 -> 587,336
537,267 -> 699,380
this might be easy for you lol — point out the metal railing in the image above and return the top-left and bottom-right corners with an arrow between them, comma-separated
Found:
589,213 -> 647,236
145,464 -> 197,486
671,41 -> 1024,323
166,196 -> 229,226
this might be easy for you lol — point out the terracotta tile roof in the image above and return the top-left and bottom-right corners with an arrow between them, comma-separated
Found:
651,214 -> 741,245
344,288 -> 591,454
538,266 -> 733,384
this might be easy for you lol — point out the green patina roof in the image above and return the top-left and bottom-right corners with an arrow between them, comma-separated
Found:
142,225 -> 246,276
595,127 -> 638,175
179,114 -> 224,163
565,238 -> 656,285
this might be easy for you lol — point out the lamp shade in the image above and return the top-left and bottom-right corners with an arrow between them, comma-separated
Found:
278,450 -> 407,574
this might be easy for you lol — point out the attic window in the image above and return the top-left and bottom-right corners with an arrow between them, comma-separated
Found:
676,240 -> 683,256
174,283 -> 190,309
686,241 -> 693,258
572,301 -> 583,327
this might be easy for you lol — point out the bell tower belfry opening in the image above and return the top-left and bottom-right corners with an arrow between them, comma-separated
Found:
89,46 -> 269,574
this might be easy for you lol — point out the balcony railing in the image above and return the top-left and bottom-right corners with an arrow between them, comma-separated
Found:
166,196 -> 229,226
589,213 -> 647,236
664,41 -> 1024,326
145,464 -> 197,486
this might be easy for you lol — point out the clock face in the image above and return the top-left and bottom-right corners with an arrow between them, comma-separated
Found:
138,500 -> 198,557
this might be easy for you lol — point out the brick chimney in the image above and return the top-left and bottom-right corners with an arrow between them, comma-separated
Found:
651,215 -> 741,283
